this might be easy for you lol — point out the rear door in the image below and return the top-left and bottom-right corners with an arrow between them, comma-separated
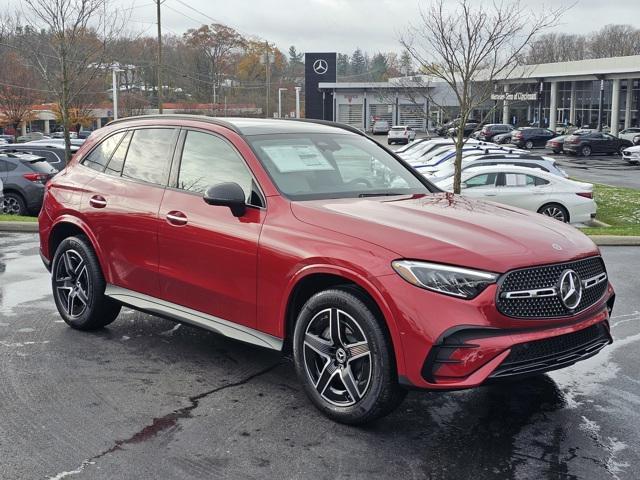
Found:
157,129 -> 266,329
80,127 -> 179,298
493,172 -> 546,209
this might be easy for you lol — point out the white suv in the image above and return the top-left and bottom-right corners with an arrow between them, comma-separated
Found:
388,126 -> 416,145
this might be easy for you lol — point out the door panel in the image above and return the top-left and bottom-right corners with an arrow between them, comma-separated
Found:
158,191 -> 264,328
81,174 -> 165,297
157,129 -> 266,329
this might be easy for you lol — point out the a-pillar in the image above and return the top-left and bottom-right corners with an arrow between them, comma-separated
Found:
44,119 -> 50,135
502,84 -> 510,124
569,81 -> 576,125
611,78 -> 621,136
549,81 -> 558,132
624,78 -> 633,129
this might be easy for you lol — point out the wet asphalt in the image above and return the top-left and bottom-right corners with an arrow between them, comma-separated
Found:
0,232 -> 639,480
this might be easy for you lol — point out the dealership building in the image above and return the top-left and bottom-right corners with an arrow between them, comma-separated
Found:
306,53 -> 640,135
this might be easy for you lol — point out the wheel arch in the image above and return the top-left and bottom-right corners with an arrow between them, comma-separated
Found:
281,266 -> 406,376
48,216 -> 110,281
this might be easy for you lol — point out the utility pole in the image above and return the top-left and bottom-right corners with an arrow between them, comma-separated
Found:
156,0 -> 163,114
265,41 -> 270,118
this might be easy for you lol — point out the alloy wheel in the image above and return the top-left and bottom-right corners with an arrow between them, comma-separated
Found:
541,206 -> 567,222
54,249 -> 91,318
3,197 -> 21,215
525,140 -> 534,149
303,308 -> 372,407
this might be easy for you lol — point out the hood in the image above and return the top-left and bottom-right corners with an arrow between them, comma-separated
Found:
291,193 -> 598,273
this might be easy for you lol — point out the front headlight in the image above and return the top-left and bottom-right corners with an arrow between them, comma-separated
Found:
391,260 -> 498,299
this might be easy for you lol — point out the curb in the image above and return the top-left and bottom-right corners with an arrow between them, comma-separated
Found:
589,236 -> 640,246
0,221 -> 39,233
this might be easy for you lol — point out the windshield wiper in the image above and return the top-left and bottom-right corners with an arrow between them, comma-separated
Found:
358,192 -> 405,198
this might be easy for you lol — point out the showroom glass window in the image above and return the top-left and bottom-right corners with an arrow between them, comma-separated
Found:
122,128 -> 178,186
177,130 -> 258,204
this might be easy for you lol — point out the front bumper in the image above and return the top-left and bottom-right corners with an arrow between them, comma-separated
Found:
377,272 -> 615,390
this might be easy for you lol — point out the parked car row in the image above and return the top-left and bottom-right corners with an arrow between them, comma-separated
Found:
395,137 -> 594,225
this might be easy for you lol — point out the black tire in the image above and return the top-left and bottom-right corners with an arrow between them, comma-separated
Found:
581,145 -> 592,157
2,192 -> 27,216
552,149 -> 560,154
387,140 -> 392,145
293,288 -> 406,425
525,140 -> 534,149
538,203 -> 570,223
617,145 -> 627,155
51,235 -> 121,330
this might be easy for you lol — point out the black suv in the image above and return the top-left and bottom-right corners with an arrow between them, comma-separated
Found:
511,127 -> 557,149
563,131 -> 633,156
0,153 -> 57,215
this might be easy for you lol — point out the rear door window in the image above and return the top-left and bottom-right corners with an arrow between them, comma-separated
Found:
122,128 -> 178,186
105,131 -> 132,176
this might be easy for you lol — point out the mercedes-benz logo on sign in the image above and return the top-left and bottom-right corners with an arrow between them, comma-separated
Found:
558,269 -> 582,310
313,59 -> 328,75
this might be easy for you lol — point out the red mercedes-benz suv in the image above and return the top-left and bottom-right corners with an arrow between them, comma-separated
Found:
39,116 -> 614,424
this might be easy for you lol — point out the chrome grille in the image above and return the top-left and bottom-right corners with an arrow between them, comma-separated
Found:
497,257 -> 607,318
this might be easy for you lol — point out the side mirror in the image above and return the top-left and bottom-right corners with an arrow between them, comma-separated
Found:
203,182 -> 247,217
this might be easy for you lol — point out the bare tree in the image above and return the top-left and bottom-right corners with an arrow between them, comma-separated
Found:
588,24 -> 640,59
0,52 -> 40,140
19,0 -> 123,161
401,0 -> 567,193
526,33 -> 588,64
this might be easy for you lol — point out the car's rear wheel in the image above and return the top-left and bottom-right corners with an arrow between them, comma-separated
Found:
538,203 -> 570,223
2,192 -> 27,216
581,145 -> 592,157
525,140 -> 534,149
293,288 -> 406,425
52,236 -> 121,330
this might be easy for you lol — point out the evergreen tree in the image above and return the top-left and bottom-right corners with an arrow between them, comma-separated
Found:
399,50 -> 413,75
350,48 -> 366,75
371,53 -> 388,81
337,53 -> 349,77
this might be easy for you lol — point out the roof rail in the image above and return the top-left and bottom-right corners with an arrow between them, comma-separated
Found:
287,118 -> 366,136
105,114 -> 242,135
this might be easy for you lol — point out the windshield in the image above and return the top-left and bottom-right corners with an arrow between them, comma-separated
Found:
247,133 -> 432,200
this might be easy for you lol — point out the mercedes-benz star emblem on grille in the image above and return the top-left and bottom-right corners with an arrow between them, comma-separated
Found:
313,59 -> 328,75
558,269 -> 582,310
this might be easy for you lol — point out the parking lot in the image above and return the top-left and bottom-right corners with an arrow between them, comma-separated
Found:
377,134 -> 640,190
1,232 -> 638,480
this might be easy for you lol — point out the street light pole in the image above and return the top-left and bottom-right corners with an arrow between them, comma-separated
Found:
295,86 -> 301,118
111,63 -> 124,120
278,88 -> 287,118
597,78 -> 605,131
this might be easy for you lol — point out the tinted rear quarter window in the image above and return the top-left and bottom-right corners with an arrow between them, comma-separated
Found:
122,128 -> 178,186
105,131 -> 132,176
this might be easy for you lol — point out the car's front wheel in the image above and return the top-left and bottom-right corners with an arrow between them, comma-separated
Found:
525,140 -> 534,149
293,288 -> 406,425
51,236 -> 121,330
581,145 -> 592,156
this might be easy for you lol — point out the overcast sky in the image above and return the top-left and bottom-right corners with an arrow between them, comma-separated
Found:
12,0 -> 640,54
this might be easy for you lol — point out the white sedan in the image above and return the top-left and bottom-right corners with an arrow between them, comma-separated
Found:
622,145 -> 640,165
436,165 -> 596,224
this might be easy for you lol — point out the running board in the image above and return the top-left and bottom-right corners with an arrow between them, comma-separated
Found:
104,285 -> 283,351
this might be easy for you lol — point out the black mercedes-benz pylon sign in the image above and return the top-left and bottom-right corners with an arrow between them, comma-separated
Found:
305,52 -> 336,120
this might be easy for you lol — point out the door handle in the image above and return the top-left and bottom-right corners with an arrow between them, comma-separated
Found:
89,195 -> 107,208
166,210 -> 188,226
